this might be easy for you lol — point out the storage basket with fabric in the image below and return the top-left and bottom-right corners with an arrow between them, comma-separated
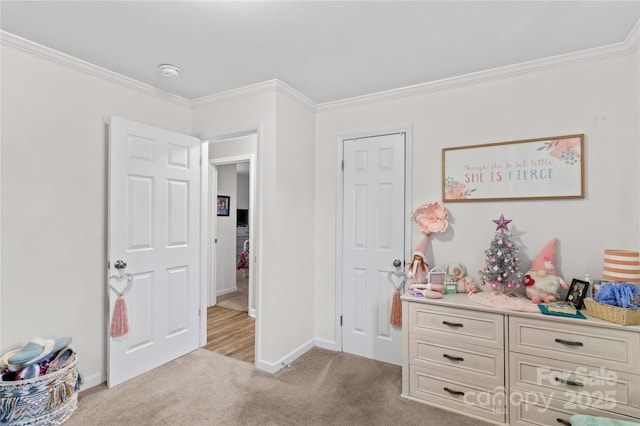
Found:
0,357 -> 79,425
584,299 -> 640,326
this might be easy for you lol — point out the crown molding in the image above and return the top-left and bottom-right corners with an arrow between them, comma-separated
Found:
191,79 -> 317,112
317,20 -> 640,113
0,31 -> 191,107
626,19 -> 640,53
3,19 -> 637,115
190,80 -> 279,108
274,80 -> 317,112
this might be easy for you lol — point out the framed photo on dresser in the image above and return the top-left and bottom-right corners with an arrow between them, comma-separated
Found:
565,278 -> 589,310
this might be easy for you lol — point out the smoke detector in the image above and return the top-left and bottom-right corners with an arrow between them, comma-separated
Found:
159,64 -> 180,78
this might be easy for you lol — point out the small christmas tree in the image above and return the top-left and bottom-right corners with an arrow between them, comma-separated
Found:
479,214 -> 524,294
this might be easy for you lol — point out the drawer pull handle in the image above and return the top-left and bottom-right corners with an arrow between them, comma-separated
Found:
555,377 -> 583,387
442,321 -> 463,328
443,387 -> 465,396
556,419 -> 571,426
554,338 -> 583,347
443,354 -> 464,362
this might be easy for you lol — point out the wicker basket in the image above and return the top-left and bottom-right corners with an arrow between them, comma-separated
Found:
584,299 -> 640,326
0,357 -> 79,425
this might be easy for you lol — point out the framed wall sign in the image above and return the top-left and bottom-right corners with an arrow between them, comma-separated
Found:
442,134 -> 584,202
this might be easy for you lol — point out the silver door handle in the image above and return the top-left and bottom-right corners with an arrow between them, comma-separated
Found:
114,260 -> 127,270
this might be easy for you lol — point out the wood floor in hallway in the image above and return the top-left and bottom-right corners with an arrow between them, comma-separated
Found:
205,305 -> 255,364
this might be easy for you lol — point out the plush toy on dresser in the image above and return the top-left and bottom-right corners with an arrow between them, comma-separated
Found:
446,263 -> 478,293
524,238 -> 569,304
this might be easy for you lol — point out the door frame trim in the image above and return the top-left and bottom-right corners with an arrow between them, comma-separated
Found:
334,127 -> 413,353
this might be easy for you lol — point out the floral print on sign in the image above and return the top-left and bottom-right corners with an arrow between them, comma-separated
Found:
445,177 -> 477,199
538,137 -> 581,165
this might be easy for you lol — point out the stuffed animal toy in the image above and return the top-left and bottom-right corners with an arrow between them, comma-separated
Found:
524,238 -> 569,304
447,263 -> 478,293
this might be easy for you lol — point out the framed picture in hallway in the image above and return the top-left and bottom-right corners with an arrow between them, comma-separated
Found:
217,195 -> 230,216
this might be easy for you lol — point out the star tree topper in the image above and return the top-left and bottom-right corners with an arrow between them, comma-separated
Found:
493,214 -> 512,231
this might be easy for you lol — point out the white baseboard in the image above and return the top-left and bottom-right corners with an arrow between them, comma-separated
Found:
216,286 -> 238,296
314,338 -> 337,351
79,371 -> 104,391
255,339 -> 316,374
255,338 -> 338,374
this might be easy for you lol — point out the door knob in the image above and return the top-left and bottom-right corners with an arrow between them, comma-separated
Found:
393,259 -> 402,268
114,260 -> 127,270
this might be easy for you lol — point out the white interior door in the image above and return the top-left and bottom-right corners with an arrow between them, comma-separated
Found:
342,133 -> 406,365
108,117 -> 201,387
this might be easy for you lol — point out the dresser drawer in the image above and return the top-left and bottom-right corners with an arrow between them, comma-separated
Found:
510,352 -> 640,416
509,316 -> 640,371
509,395 -> 640,426
410,364 -> 505,422
410,337 -> 504,386
409,303 -> 504,349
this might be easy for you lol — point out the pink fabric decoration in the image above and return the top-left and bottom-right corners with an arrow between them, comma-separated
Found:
110,295 -> 129,337
413,202 -> 449,234
468,291 -> 539,312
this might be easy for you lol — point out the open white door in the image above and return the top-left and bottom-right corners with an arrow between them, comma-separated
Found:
341,133 -> 406,365
108,117 -> 201,387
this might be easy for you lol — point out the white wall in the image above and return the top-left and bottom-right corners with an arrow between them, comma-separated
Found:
314,34 -> 640,343
237,173 -> 250,210
268,87 -> 317,357
191,81 -> 317,368
0,33 -> 192,387
215,164 -> 238,295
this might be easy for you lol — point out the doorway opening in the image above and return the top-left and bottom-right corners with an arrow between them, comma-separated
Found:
204,132 -> 259,365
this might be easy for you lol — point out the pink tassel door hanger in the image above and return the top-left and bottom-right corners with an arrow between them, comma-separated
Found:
108,272 -> 133,337
388,259 -> 407,327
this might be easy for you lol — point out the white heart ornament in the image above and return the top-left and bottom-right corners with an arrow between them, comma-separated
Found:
108,273 -> 133,296
387,270 -> 406,291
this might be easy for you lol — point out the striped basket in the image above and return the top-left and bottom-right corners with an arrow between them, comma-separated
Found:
0,357 -> 79,425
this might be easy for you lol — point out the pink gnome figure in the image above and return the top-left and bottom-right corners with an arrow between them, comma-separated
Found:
407,235 -> 443,298
407,202 -> 449,299
524,238 -> 570,304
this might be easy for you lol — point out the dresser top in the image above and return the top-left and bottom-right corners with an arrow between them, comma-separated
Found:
402,292 -> 640,332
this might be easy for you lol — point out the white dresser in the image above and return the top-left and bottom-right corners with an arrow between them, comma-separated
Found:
402,293 -> 640,425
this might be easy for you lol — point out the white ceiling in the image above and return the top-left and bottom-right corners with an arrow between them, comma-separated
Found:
1,1 -> 638,104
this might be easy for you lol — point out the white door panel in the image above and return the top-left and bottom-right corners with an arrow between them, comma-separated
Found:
108,117 -> 201,387
342,133 -> 405,365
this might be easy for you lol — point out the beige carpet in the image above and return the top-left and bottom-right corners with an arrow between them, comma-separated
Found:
68,348 -> 491,426
217,270 -> 248,312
